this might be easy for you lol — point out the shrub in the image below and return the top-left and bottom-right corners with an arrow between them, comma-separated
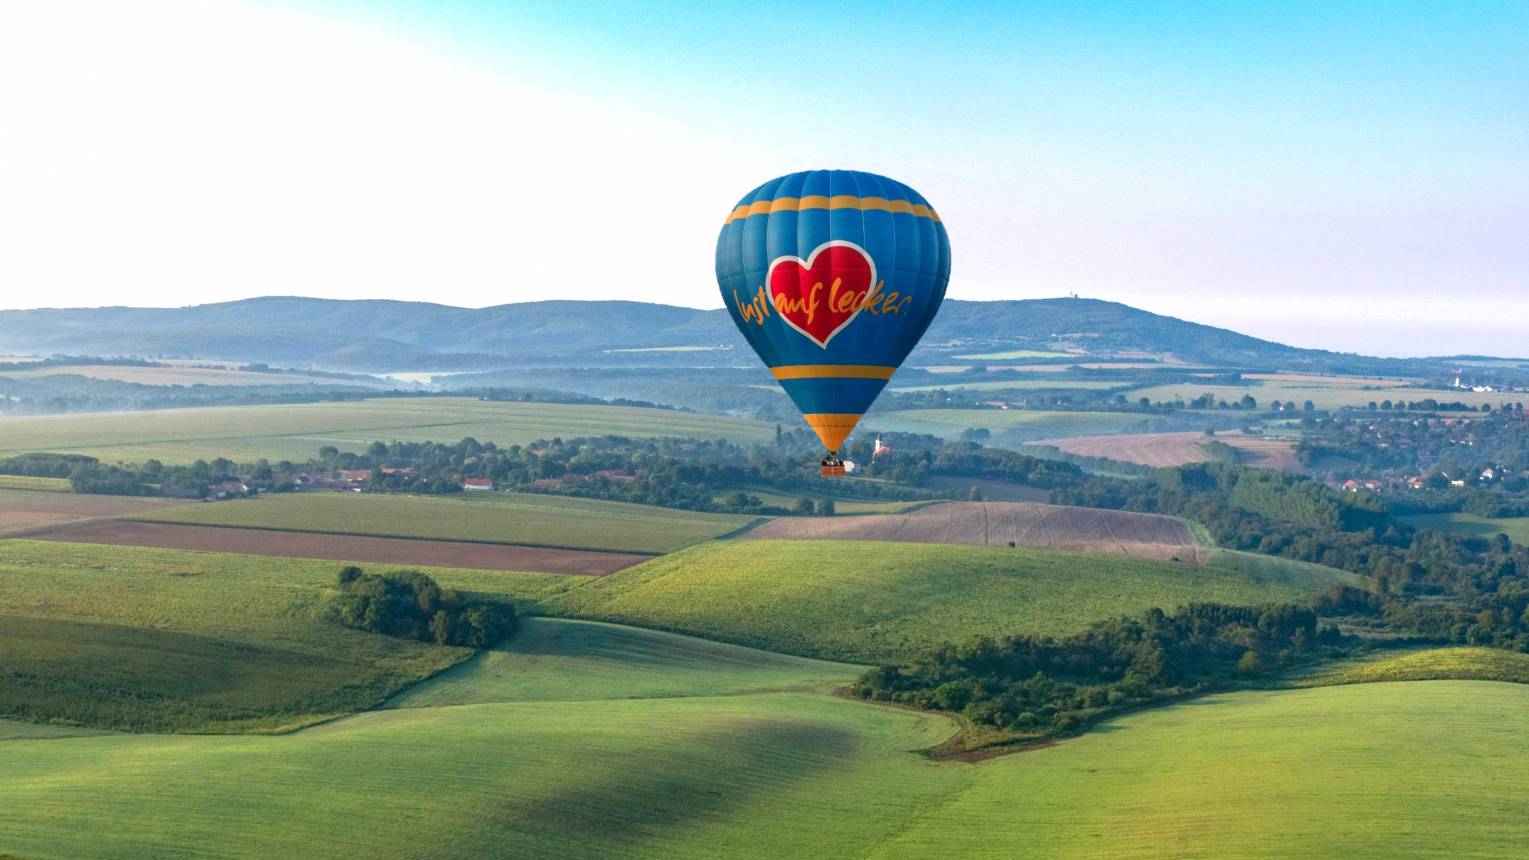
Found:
330,567 -> 516,648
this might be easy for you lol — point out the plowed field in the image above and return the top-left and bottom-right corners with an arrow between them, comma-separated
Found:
1032,431 -> 1299,470
0,489 -> 189,536
740,502 -> 1205,562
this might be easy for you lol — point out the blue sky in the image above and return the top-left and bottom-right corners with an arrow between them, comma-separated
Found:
0,1 -> 1524,356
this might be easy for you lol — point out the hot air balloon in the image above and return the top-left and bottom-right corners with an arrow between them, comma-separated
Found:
716,170 -> 950,476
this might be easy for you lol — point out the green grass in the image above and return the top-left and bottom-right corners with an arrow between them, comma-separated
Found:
6,670 -> 1529,857
1295,647 -> 1529,687
0,397 -> 773,464
1127,380 -> 1513,411
543,540 -> 1358,662
133,491 -> 758,554
2,363 -> 388,388
1402,512 -> 1529,545
868,409 -> 1156,440
0,475 -> 70,492
891,379 -> 1123,392
386,617 -> 859,708
876,681 -> 1529,858
0,692 -> 967,860
1203,548 -> 1361,588
0,539 -> 581,732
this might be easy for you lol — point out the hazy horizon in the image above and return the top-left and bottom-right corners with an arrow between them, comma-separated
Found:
2,1 -> 1524,357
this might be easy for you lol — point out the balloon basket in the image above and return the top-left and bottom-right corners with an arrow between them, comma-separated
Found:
819,454 -> 845,478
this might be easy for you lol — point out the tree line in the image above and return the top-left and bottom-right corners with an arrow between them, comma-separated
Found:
854,601 -> 1340,739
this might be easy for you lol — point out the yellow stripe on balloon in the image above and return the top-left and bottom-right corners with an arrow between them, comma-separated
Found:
801,413 -> 865,453
726,196 -> 940,224
770,365 -> 898,381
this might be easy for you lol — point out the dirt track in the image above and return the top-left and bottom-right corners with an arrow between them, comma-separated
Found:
29,521 -> 647,575
741,502 -> 1206,562
1031,431 -> 1299,470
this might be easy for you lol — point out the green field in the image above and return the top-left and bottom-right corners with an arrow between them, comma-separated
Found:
875,681 -> 1529,858
867,409 -> 1161,440
0,474 -> 70,492
5,633 -> 1529,858
134,491 -> 758,554
1127,380 -> 1515,411
545,540 -> 1358,662
1296,647 -> 1529,687
1,363 -> 388,388
0,398 -> 773,464
0,540 -> 579,731
891,378 -> 1124,392
1401,512 -> 1529,545
386,616 -> 858,708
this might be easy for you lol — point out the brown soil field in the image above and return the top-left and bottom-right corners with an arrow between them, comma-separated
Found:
1031,431 -> 1300,471
924,475 -> 1051,502
740,501 -> 1206,562
0,489 -> 191,536
30,521 -> 646,575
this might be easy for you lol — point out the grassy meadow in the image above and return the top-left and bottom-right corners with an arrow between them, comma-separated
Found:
891,378 -> 1124,392
545,540 -> 1358,662
386,617 -> 859,708
0,397 -> 773,463
1126,379 -> 1515,411
1295,647 -> 1529,687
876,681 -> 1529,858
1401,512 -> 1529,545
6,638 -> 1529,858
0,539 -> 580,731
134,491 -> 758,554
0,474 -> 70,492
868,408 -> 1163,440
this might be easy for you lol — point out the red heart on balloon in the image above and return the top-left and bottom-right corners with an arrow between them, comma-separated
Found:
767,241 -> 877,348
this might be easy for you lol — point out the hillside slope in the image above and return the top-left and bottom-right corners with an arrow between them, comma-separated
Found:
0,295 -> 1371,371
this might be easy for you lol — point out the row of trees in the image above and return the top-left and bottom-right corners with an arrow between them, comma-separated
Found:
855,602 -> 1339,737
1054,462 -> 1529,650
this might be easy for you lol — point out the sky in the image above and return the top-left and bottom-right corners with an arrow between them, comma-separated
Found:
1,1 -> 1525,357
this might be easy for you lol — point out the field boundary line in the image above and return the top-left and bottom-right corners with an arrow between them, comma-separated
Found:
117,518 -> 663,557
714,516 -> 773,540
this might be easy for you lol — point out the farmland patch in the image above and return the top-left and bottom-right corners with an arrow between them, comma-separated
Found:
548,540 -> 1354,662
386,617 -> 858,708
0,397 -> 774,463
0,489 -> 190,536
32,521 -> 646,575
741,501 -> 1207,562
1031,430 -> 1299,470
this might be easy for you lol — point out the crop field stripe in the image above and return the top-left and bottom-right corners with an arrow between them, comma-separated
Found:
121,517 -> 663,556
133,492 -> 758,554
30,522 -> 647,576
741,502 -> 1205,562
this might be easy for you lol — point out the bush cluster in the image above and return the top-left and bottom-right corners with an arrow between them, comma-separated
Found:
330,567 -> 516,648
854,602 -> 1339,737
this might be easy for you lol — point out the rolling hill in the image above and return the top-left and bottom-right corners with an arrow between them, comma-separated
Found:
0,295 -> 1440,373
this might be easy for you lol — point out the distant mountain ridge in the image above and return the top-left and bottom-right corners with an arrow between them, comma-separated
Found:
0,295 -> 1422,373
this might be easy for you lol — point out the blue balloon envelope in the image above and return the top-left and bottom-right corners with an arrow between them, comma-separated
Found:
715,169 -> 951,454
